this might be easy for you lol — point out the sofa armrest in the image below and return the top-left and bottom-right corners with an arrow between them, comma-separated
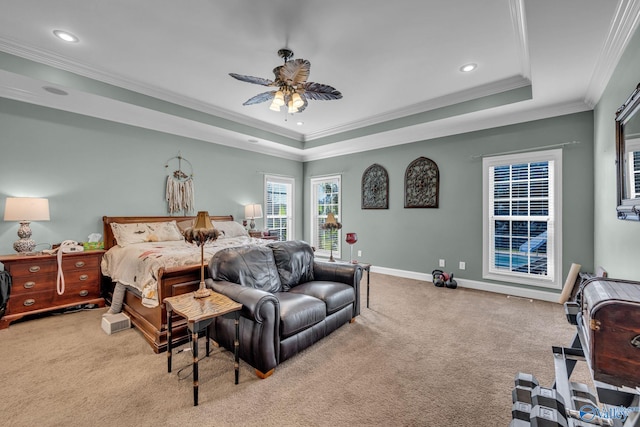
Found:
313,261 -> 362,316
313,261 -> 362,286
205,278 -> 279,323
205,278 -> 281,374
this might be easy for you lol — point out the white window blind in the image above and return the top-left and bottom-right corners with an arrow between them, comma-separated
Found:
310,175 -> 341,259
264,175 -> 294,241
483,149 -> 562,289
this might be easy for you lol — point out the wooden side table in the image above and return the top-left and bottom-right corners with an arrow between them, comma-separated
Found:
164,290 -> 242,406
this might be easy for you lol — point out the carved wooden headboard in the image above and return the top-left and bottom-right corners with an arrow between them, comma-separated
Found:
102,215 -> 234,250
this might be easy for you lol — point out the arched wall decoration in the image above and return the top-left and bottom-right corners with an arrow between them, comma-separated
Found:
404,157 -> 439,208
361,163 -> 389,209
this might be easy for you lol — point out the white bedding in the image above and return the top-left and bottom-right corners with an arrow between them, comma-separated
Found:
100,236 -> 270,308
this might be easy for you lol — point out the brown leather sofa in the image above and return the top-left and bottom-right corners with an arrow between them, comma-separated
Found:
205,240 -> 362,378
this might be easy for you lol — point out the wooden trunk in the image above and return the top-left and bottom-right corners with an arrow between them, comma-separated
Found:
580,277 -> 640,388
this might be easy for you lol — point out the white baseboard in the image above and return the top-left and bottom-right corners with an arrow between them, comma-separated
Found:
370,265 -> 561,303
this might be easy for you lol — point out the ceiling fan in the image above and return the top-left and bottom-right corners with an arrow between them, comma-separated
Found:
229,48 -> 342,114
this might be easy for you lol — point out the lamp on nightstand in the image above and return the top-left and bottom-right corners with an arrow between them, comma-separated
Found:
3,197 -> 50,254
244,204 -> 263,230
184,211 -> 220,299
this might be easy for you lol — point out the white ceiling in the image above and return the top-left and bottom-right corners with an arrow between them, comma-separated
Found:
0,0 -> 639,161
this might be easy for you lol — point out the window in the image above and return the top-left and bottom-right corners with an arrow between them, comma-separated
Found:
626,138 -> 640,199
482,149 -> 562,289
310,175 -> 341,259
264,175 -> 294,241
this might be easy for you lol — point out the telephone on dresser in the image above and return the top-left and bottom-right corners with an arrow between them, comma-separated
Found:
52,241 -> 84,295
43,240 -> 84,255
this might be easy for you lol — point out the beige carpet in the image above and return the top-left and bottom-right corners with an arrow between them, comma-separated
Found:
0,273 -> 589,427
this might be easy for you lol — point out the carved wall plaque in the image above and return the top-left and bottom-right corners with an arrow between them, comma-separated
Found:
404,157 -> 439,208
361,164 -> 389,209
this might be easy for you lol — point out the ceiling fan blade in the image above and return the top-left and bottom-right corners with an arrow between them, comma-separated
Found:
243,91 -> 275,105
229,73 -> 274,86
301,82 -> 342,101
279,59 -> 310,85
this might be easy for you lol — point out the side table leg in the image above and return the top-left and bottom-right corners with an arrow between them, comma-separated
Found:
366,268 -> 370,309
167,307 -> 173,373
234,312 -> 240,385
192,328 -> 199,406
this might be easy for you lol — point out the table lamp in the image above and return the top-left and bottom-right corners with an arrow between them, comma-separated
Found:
184,211 -> 220,298
3,197 -> 50,254
244,204 -> 263,230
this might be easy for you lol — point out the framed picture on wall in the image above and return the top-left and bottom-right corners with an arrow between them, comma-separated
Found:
361,163 -> 389,209
404,157 -> 439,208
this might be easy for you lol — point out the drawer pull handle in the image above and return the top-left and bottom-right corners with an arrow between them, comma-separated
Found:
632,335 -> 640,350
79,290 -> 89,297
28,266 -> 40,273
23,299 -> 35,307
23,281 -> 36,289
75,261 -> 85,268
79,274 -> 89,281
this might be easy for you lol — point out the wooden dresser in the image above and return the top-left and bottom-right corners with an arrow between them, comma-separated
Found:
0,250 -> 105,329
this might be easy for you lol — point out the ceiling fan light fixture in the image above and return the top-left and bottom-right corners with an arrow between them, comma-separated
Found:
273,90 -> 285,106
269,101 -> 281,111
291,92 -> 304,109
287,101 -> 298,114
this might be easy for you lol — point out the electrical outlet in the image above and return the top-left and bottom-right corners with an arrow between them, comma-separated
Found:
357,250 -> 362,257
459,261 -> 466,270
439,259 -> 445,268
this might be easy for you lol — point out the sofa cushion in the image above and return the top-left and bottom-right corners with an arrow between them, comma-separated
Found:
289,281 -> 355,315
276,292 -> 326,339
208,245 -> 282,293
268,240 -> 314,291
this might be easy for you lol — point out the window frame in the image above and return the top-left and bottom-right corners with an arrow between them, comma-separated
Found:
310,174 -> 342,259
264,175 -> 295,241
482,149 -> 563,289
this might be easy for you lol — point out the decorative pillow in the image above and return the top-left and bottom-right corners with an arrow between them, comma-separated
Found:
268,240 -> 315,291
110,221 -> 184,247
213,221 -> 249,238
208,245 -> 282,293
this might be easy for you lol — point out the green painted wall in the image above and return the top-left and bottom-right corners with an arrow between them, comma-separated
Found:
593,27 -> 640,280
304,112 -> 595,292
0,98 -> 303,254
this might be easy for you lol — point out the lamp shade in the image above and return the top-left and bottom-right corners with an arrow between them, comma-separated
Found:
4,198 -> 50,221
193,211 -> 213,230
245,204 -> 263,219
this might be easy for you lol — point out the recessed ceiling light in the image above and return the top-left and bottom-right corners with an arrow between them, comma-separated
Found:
296,121 -> 304,126
53,30 -> 79,43
43,86 -> 68,96
460,63 -> 477,73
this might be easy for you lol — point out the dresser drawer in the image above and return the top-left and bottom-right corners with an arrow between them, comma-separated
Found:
55,283 -> 101,305
10,274 -> 56,295
7,290 -> 55,315
60,269 -> 100,287
61,255 -> 100,272
5,259 -> 57,278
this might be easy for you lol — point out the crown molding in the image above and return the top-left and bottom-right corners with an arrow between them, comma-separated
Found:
303,75 -> 531,141
509,0 -> 531,80
301,100 -> 591,162
0,36 -> 304,141
584,0 -> 640,107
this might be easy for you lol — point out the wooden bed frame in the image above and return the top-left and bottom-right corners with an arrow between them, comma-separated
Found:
102,215 -> 234,353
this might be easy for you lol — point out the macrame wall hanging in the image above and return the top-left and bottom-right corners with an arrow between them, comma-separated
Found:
165,152 -> 195,215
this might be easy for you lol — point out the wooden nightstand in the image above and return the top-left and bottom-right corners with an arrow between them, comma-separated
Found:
0,250 -> 105,329
248,230 -> 278,240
